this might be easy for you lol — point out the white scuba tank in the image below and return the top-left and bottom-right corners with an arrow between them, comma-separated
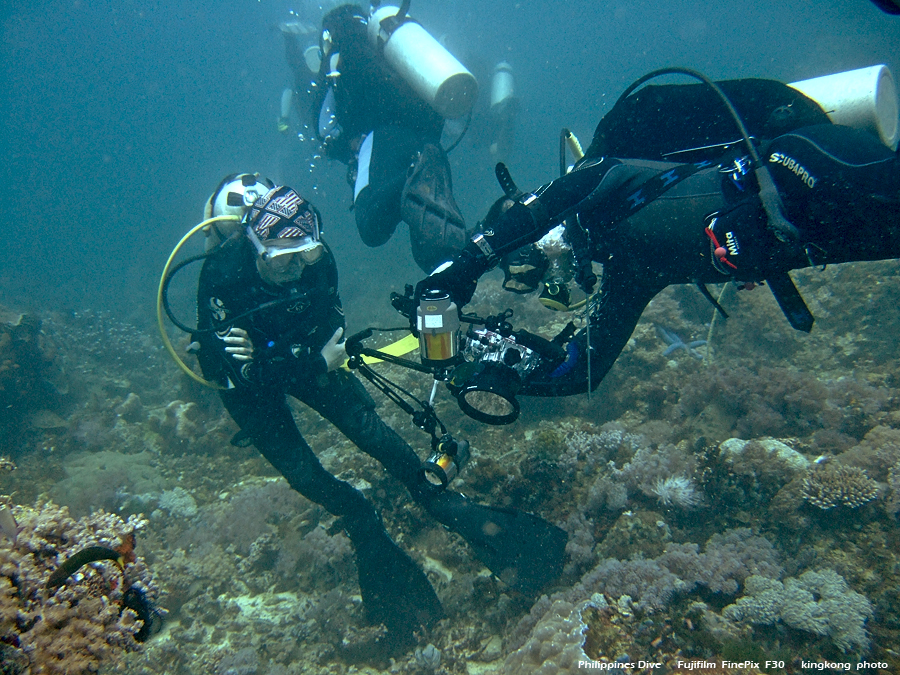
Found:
368,5 -> 477,119
280,88 -> 293,120
490,61 -> 515,111
789,65 -> 899,151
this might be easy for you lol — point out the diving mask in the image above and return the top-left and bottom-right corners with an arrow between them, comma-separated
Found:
247,226 -> 324,263
247,226 -> 324,284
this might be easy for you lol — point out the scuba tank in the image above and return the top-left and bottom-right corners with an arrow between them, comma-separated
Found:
490,61 -> 515,111
789,64 -> 899,151
368,4 -> 477,119
489,61 -> 517,162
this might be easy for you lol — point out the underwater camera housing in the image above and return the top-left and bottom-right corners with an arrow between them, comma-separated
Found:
447,326 -> 544,425
413,286 -> 549,424
414,291 -> 540,424
351,288 -> 564,429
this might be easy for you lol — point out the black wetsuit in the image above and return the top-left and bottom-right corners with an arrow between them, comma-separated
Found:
426,79 -> 900,396
195,236 -> 430,534
193,234 -> 569,641
311,5 -> 466,272
194,235 -> 451,642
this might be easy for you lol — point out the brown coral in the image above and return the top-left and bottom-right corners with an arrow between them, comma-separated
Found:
800,462 -> 879,510
0,499 -> 158,674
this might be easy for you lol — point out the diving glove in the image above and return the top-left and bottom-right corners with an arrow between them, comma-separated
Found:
221,327 -> 254,362
499,245 -> 549,294
410,240 -> 491,331
319,327 -> 347,372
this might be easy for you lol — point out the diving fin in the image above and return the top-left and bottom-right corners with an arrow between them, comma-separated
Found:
353,529 -> 444,650
401,143 -> 468,273
424,491 -> 567,596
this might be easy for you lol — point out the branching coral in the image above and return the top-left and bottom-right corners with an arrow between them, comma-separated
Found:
0,499 -> 159,674
800,462 -> 879,510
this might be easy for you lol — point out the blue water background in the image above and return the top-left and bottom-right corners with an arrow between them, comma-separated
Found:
2,0 -> 899,326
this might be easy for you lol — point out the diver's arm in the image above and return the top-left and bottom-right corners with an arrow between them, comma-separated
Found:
522,267 -> 661,397
418,158 -> 625,306
239,343 -> 330,386
195,306 -> 331,388
236,313 -> 346,386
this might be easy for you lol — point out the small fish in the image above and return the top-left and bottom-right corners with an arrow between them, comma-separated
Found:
0,505 -> 20,545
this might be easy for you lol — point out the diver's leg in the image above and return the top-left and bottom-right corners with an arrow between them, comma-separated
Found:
520,268 -> 662,397
296,370 -> 427,497
220,387 -> 382,529
301,370 -> 568,596
353,128 -> 422,249
279,28 -> 309,93
220,386 -> 442,644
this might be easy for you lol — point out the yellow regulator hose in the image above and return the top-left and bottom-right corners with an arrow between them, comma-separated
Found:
156,215 -> 240,389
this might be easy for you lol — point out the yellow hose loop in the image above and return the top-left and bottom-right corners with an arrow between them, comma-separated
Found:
156,215 -> 240,389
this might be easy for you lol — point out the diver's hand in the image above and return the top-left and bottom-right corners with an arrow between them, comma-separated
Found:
277,117 -> 290,134
221,328 -> 254,362
320,328 -> 347,372
415,260 -> 478,308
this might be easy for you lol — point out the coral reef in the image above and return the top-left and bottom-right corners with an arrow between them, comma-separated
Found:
610,440 -> 701,506
575,528 -> 783,612
649,475 -> 700,508
498,597 -> 594,675
0,498 -> 159,674
6,262 -> 900,673
723,569 -> 873,652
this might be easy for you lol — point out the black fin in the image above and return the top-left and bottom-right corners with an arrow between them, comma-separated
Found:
354,530 -> 444,651
424,491 -> 567,596
766,271 -> 814,332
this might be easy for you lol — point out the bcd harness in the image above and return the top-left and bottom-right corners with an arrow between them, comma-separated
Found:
569,155 -> 816,332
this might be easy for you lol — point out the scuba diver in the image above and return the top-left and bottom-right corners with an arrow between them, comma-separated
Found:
189,177 -> 567,651
309,3 -> 475,273
275,0 -> 342,136
410,71 -> 900,398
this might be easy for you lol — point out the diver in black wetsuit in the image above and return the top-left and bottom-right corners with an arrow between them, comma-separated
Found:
413,76 -> 900,397
193,183 -> 567,650
308,4 -> 468,273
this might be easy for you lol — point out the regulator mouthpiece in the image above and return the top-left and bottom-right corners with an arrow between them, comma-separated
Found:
417,290 -> 460,366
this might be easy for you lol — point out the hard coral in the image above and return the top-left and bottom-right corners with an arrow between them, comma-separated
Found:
800,462 -> 879,510
0,499 -> 158,674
